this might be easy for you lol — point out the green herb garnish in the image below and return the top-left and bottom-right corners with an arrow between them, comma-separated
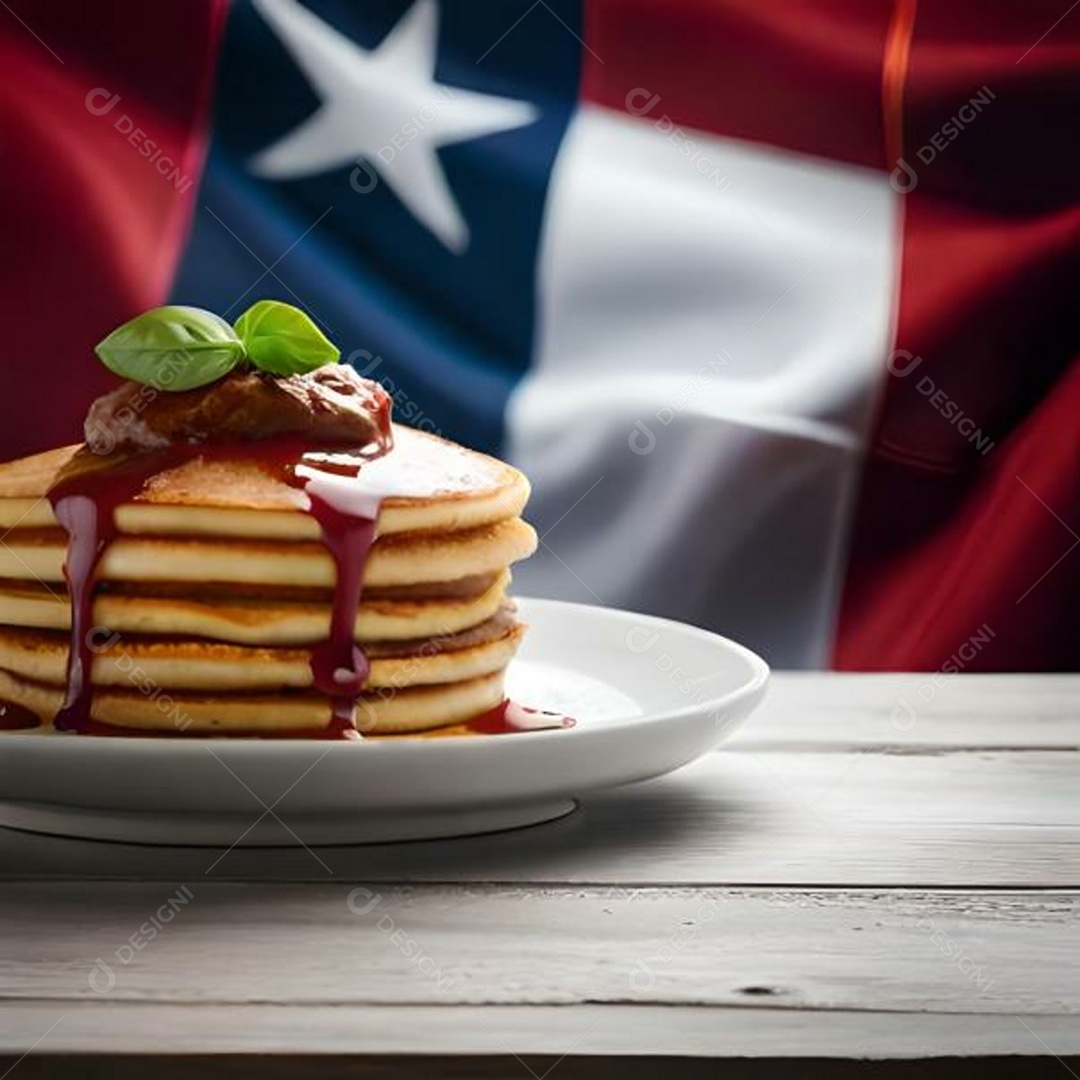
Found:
233,299 -> 339,375
94,301 -> 339,390
95,306 -> 244,391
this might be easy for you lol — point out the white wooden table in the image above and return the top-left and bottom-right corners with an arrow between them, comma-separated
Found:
1,673 -> 1077,1077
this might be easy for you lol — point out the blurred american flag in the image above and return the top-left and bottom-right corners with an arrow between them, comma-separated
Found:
2,0 -> 1075,670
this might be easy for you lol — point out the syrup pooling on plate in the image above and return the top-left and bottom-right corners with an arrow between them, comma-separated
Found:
58,700 -> 577,739
457,700 -> 576,735
46,436 -> 393,738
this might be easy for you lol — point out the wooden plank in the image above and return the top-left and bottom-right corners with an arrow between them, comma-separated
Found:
2,1003 -> 1080,1065
734,674 -> 1080,750
2,748 -> 1076,885
0,884 -> 1075,1015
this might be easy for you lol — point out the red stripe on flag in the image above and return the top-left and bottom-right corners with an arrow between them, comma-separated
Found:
0,1 -> 227,460
835,362 -> 1078,671
580,0 -> 895,169
834,3 -> 1080,670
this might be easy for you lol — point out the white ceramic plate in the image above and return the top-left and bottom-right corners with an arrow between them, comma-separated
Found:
0,598 -> 768,846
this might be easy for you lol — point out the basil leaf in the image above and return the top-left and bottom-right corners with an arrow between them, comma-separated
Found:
234,300 -> 339,376
95,306 -> 245,391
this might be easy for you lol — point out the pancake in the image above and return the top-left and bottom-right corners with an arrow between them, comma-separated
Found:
0,570 -> 511,645
0,517 -> 537,589
0,667 -> 507,735
0,608 -> 523,692
0,411 -> 537,737
0,426 -> 530,539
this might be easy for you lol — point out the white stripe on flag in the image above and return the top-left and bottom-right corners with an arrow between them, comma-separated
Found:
508,105 -> 899,668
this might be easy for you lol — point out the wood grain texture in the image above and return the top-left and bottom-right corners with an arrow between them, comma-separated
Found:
0,884 -> 1075,1013
2,1003 -> 1080,1062
734,673 -> 1080,750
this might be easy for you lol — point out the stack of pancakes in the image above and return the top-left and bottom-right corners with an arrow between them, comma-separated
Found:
0,426 -> 536,736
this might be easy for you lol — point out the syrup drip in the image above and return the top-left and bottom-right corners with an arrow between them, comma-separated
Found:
46,439 -> 388,739
0,700 -> 41,730
49,453 -> 174,732
300,467 -> 382,739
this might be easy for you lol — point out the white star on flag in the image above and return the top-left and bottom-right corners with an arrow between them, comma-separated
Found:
250,0 -> 540,252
